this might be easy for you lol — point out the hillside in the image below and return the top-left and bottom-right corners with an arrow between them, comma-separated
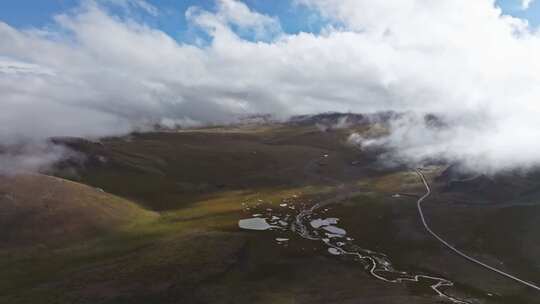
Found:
0,174 -> 157,248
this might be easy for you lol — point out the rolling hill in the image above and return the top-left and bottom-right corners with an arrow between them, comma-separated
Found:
0,173 -> 157,248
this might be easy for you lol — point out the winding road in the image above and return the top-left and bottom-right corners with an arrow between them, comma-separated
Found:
295,153 -> 540,295
414,168 -> 540,292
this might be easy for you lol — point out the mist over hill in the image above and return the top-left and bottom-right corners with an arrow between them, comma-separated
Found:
2,0 -> 540,173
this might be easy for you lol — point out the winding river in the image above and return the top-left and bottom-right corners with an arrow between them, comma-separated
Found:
239,194 -> 470,303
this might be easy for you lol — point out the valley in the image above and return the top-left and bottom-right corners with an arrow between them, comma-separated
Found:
1,118 -> 539,303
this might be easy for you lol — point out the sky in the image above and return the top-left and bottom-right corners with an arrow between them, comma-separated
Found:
0,0 -> 327,40
1,0 -> 538,37
1,0 -> 540,174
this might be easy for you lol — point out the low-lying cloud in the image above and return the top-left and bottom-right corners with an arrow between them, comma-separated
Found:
1,0 -> 540,173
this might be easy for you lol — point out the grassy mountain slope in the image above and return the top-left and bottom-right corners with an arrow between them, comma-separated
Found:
0,174 -> 157,248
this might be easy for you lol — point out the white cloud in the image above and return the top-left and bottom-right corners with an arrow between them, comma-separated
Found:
0,143 -> 75,175
0,57 -> 55,76
186,0 -> 281,40
521,0 -> 534,10
101,0 -> 159,16
1,0 -> 540,173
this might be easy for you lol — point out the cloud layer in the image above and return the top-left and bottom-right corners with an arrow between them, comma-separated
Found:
1,0 -> 540,173
522,0 -> 535,10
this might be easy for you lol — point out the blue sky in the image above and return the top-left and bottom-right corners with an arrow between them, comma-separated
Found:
0,0 -> 325,40
498,0 -> 540,25
2,0 -> 536,41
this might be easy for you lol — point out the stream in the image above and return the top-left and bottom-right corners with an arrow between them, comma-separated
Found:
239,197 -> 472,303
